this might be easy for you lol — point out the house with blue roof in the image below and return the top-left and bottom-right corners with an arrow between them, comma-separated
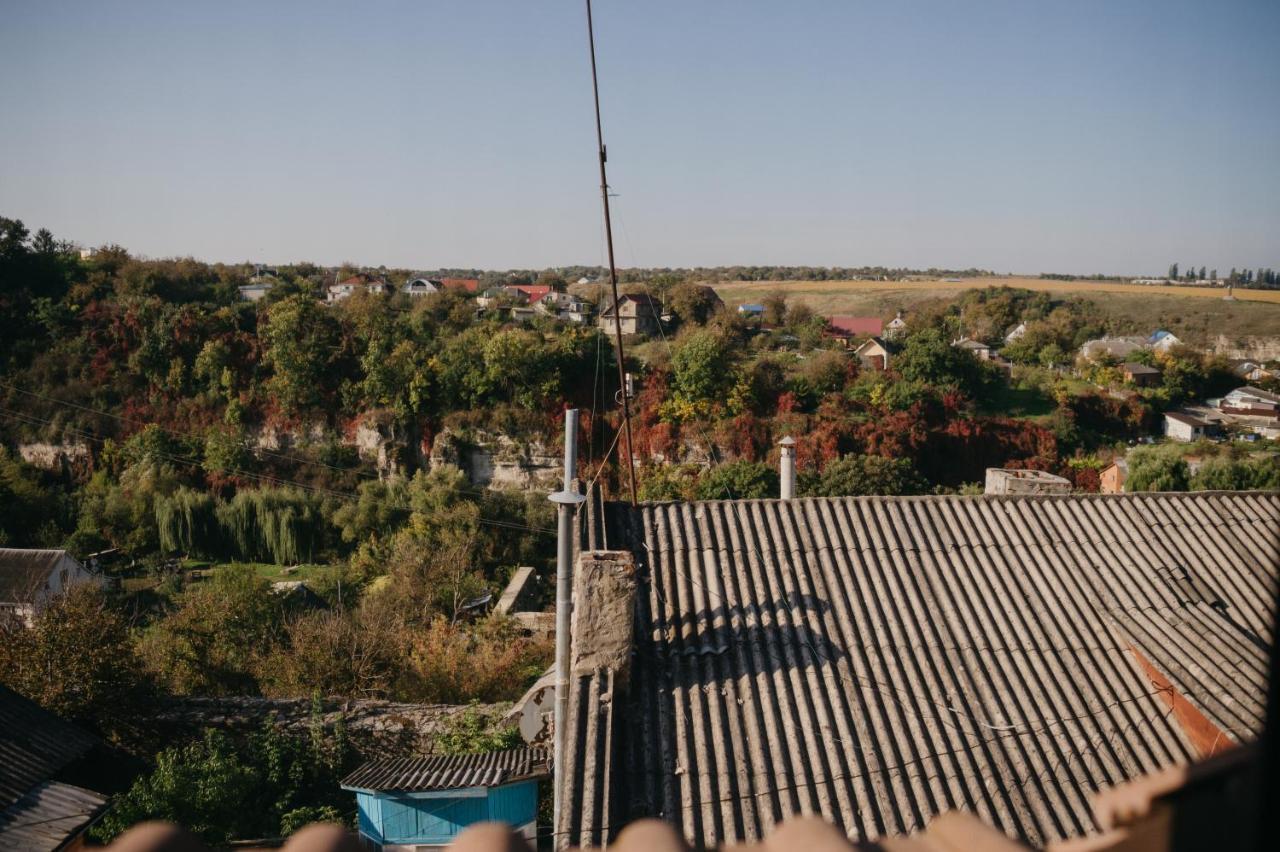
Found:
737,303 -> 764,316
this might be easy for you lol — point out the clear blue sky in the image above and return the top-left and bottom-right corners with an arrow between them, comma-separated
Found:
2,1 -> 1277,275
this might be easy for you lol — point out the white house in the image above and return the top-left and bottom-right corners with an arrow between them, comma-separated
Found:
884,312 -> 908,340
536,292 -> 593,324
1005,322 -> 1027,343
403,278 -> 441,297
327,274 -> 390,303
0,549 -> 104,626
1220,386 -> 1280,419
853,337 -> 891,371
1148,330 -> 1182,353
1164,411 -> 1213,442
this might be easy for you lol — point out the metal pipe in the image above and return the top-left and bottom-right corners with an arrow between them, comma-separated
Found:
550,409 -> 585,843
779,435 -> 796,500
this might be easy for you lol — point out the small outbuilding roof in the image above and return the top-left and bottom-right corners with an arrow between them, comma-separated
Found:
827,316 -> 883,336
0,781 -> 107,851
1165,411 -> 1209,427
341,747 -> 549,794
1121,363 -> 1161,375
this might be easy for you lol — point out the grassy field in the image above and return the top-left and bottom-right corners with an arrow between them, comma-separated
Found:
710,276 -> 1280,344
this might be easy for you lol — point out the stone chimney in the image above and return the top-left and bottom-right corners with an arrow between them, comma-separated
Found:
779,436 -> 796,499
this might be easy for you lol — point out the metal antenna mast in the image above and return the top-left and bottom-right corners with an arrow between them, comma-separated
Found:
586,0 -> 638,506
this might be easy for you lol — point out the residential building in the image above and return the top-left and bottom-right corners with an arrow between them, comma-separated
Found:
326,273 -> 390,303
852,336 -> 891,371
982,467 -> 1071,494
1079,336 -> 1148,362
1148,330 -> 1182,353
0,685 -> 108,850
598,293 -> 662,336
403,278 -> 441,297
440,278 -> 481,294
510,284 -> 553,303
237,281 -> 274,301
1099,458 -> 1128,493
953,337 -> 993,360
537,292 -> 593,324
1004,322 -> 1027,343
0,549 -> 104,626
737,303 -> 764,317
477,286 -> 529,310
1164,411 -> 1215,442
826,316 -> 884,347
1121,362 -> 1161,387
1219,386 -> 1280,419
559,489 -> 1277,850
884,311 -> 908,340
341,748 -> 548,850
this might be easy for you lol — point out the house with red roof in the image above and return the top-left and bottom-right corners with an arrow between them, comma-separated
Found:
826,315 -> 884,347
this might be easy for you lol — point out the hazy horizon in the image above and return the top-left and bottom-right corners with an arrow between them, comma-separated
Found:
2,0 -> 1277,275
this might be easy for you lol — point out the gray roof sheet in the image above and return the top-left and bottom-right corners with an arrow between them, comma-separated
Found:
0,686 -> 98,810
0,781 -> 106,851
341,747 -> 549,793
0,549 -> 71,600
572,491 -> 1279,848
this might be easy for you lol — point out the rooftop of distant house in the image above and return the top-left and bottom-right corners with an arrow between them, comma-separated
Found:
827,316 -> 883,336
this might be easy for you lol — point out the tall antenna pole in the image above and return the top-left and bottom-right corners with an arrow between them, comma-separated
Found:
586,0 -> 638,506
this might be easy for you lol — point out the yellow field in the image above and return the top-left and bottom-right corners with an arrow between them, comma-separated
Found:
709,276 -> 1280,344
714,276 -> 1280,304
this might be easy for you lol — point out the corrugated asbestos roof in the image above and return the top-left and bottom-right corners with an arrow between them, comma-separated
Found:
0,781 -> 107,851
341,747 -> 550,793
570,491 -> 1278,849
0,685 -> 98,810
0,548 -> 70,600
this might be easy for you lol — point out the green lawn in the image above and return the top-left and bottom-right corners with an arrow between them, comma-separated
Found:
978,382 -> 1057,420
181,559 -> 331,583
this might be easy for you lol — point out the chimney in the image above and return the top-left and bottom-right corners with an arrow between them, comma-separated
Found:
779,436 -> 796,499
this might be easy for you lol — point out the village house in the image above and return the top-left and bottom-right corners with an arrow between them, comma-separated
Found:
0,548 -> 104,626
1099,457 -> 1127,493
953,337 -> 993,360
1004,321 -> 1027,343
1231,360 -> 1275,382
825,316 -> 883,348
1148,330 -> 1182,353
537,292 -> 593,324
476,286 -> 529,310
439,278 -> 481,294
883,311 -> 908,340
341,748 -> 548,850
736,303 -> 764,317
1219,386 -> 1280,419
1121,362 -> 1162,387
0,685 -> 108,850
237,280 -> 273,301
1079,336 -> 1147,362
598,293 -> 662,336
852,336 -> 891,371
326,273 -> 390,303
403,277 -> 441,297
557,486 -> 1277,850
1164,410 -> 1216,442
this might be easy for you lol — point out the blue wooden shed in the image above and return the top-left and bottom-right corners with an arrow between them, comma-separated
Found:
341,747 -> 549,850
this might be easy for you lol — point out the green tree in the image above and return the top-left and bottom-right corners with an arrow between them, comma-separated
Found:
261,294 -> 342,415
695,459 -> 778,500
671,330 -> 736,408
1126,450 -> 1190,492
137,565 -> 283,695
0,585 -> 147,739
807,455 -> 928,497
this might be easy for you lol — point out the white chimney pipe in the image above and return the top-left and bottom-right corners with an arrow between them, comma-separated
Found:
779,435 -> 796,499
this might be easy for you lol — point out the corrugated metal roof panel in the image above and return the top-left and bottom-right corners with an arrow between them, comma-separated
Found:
0,781 -> 106,851
568,492 -> 1277,849
341,747 -> 549,793
0,685 -> 98,809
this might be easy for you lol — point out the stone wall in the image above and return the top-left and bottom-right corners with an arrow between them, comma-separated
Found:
151,696 -> 500,756
17,442 -> 92,476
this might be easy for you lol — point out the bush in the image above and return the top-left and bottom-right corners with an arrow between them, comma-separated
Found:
807,455 -> 928,497
694,459 -> 778,500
